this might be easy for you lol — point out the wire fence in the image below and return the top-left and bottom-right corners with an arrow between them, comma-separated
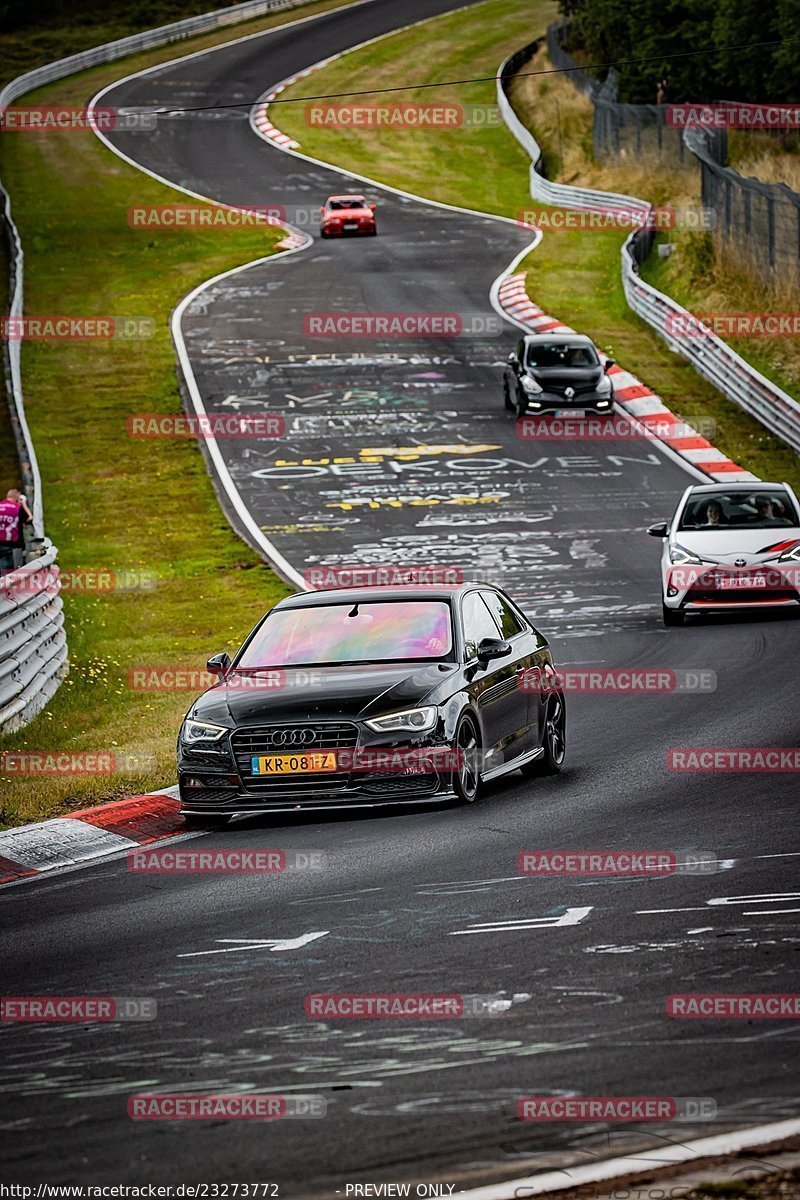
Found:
546,22 -> 800,279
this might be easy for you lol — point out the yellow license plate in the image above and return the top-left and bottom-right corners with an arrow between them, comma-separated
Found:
251,752 -> 337,775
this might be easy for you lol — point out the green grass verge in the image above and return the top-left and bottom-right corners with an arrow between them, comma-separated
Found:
0,0 -> 364,827
275,2 -> 800,491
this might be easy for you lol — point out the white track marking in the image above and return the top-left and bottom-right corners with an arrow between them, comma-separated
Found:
178,930 -> 329,957
457,1118 -> 800,1200
451,906 -> 593,935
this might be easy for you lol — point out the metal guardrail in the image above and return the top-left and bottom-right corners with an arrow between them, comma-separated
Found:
1,184 -> 68,732
0,543 -> 67,733
497,45 -> 800,457
0,0 -> 317,732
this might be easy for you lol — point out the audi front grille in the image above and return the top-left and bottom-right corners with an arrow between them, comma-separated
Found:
231,722 -> 359,794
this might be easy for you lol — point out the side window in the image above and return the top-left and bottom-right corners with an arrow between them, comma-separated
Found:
461,592 -> 502,661
515,338 -> 525,362
480,590 -> 524,639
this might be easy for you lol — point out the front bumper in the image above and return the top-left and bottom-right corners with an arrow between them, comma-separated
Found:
663,563 -> 800,614
523,392 -> 612,415
177,725 -> 455,814
320,222 -> 375,237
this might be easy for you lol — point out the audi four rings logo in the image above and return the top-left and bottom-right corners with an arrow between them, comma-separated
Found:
267,728 -> 317,746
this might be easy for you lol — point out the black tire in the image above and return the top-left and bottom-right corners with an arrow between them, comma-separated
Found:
320,230 -> 329,239
452,714 -> 482,804
182,813 -> 231,830
503,378 -> 515,413
662,603 -> 685,627
522,693 -> 566,776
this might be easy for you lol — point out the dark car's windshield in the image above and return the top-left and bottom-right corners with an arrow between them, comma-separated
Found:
526,341 -> 600,369
679,489 -> 799,530
237,600 -> 454,667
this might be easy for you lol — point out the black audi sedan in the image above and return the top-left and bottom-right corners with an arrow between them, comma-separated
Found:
177,584 -> 566,825
503,333 -> 614,417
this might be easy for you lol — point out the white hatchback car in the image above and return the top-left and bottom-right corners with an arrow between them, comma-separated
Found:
648,482 -> 800,626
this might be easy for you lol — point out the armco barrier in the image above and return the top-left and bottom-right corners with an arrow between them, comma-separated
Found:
1,184 -> 68,732
0,0 -> 320,732
497,45 -> 800,456
0,543 -> 67,733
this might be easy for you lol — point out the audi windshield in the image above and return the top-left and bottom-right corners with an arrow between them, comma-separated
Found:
235,600 -> 454,667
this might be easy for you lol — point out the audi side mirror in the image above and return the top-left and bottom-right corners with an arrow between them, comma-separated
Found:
477,637 -> 512,663
647,521 -> 669,538
604,358 -> 616,371
206,652 -> 231,677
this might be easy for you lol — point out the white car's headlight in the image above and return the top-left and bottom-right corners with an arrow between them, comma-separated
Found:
521,375 -> 543,395
364,706 -> 437,734
669,544 -> 704,565
596,374 -> 612,395
181,719 -> 228,744
778,543 -> 800,562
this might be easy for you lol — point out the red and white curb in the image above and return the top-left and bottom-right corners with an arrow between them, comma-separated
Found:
252,57 -> 336,151
497,273 -> 759,482
0,788 -> 186,885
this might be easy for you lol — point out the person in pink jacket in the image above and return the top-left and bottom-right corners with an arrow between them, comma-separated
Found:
0,488 -> 33,573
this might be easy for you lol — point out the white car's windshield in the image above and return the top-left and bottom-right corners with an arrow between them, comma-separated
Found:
679,490 -> 799,530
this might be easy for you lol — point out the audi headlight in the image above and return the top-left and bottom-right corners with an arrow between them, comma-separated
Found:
521,375 -> 543,395
778,543 -> 800,562
364,706 -> 437,734
596,374 -> 612,395
181,719 -> 228,744
669,544 -> 704,565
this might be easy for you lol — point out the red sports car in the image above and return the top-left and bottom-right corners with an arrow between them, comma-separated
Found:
320,195 -> 377,238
